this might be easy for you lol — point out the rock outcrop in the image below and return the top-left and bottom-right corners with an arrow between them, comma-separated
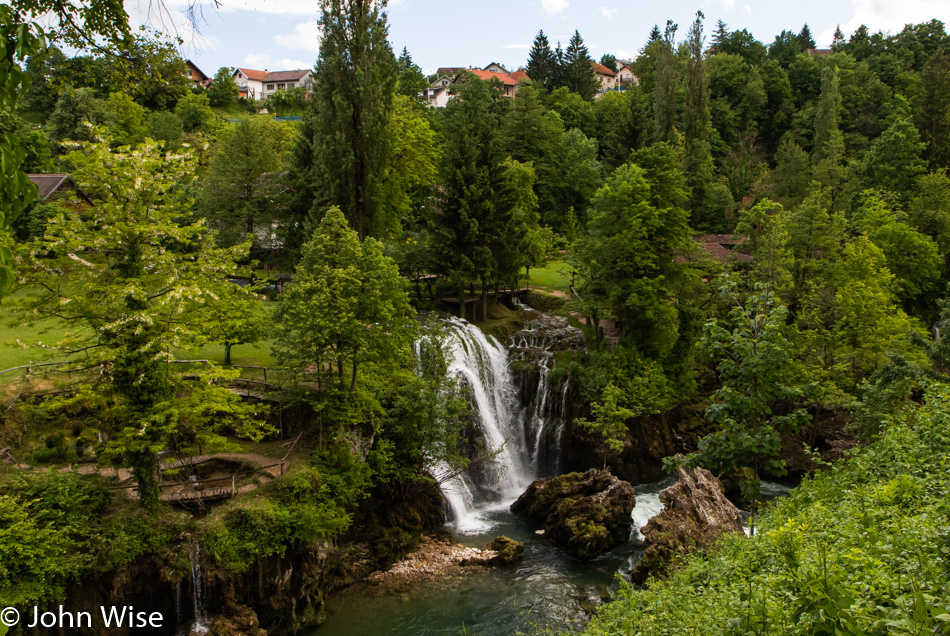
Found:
488,536 -> 525,564
630,465 -> 743,585
510,469 -> 636,560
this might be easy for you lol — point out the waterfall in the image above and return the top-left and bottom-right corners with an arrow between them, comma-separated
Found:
430,313 -> 582,533
188,537 -> 209,635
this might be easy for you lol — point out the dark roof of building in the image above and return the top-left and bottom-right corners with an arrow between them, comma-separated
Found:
690,234 -> 752,264
437,67 -> 465,77
808,48 -> 833,57
28,174 -> 93,204
185,60 -> 209,81
263,69 -> 312,82
483,62 -> 509,72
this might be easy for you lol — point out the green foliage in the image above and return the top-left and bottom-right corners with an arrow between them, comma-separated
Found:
587,384 -> 950,635
199,469 -> 350,572
198,115 -> 296,247
273,207 -> 416,393
175,91 -> 217,133
15,140 -> 269,506
563,31 -> 599,101
575,384 -> 632,469
106,91 -> 147,147
526,30 -> 558,91
0,473 -> 181,606
576,144 -> 693,357
306,0 -> 398,239
679,280 -> 810,514
208,67 -> 240,107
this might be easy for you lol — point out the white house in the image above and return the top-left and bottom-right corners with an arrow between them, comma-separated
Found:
616,64 -> 638,85
232,68 -> 314,101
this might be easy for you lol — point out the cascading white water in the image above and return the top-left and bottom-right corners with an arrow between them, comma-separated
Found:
188,537 -> 209,635
434,317 -> 536,532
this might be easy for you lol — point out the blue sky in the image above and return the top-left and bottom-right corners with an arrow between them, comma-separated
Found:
125,0 -> 950,77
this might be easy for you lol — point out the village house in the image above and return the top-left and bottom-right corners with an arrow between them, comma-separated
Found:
28,174 -> 94,208
616,63 -> 638,85
425,66 -> 530,107
232,68 -> 314,100
184,60 -> 212,88
591,61 -> 617,92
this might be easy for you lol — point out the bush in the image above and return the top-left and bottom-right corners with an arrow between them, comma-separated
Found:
584,383 -> 950,635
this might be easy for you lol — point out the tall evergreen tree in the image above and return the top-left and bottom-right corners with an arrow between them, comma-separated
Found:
307,0 -> 399,239
798,24 -> 816,51
526,30 -> 557,90
648,24 -> 662,42
917,49 -> 950,169
599,54 -> 618,73
832,25 -> 846,50
428,77 -> 506,321
396,46 -> 429,104
653,20 -> 678,143
563,30 -> 599,101
683,11 -> 717,228
712,19 -> 729,52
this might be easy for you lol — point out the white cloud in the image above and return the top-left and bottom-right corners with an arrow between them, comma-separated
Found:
600,7 -> 617,20
615,48 -> 637,61
541,0 -> 569,16
503,43 -> 532,49
720,0 -> 736,10
275,21 -> 322,53
243,53 -> 270,68
743,3 -> 752,14
276,57 -> 312,69
819,0 -> 950,47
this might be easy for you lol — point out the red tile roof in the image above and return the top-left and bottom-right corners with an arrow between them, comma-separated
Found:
509,70 -> 531,82
591,62 -> 616,76
263,69 -> 311,82
236,68 -> 269,81
468,69 -> 520,86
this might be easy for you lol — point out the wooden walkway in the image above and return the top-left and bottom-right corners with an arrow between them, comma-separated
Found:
160,486 -> 234,504
440,288 -> 532,304
161,454 -> 213,471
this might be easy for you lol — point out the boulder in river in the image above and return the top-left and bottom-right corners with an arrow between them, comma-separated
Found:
488,536 -> 525,564
630,465 -> 743,585
510,469 -> 636,560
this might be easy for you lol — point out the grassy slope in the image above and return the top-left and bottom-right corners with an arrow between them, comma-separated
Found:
0,287 -> 277,381
585,387 -> 950,635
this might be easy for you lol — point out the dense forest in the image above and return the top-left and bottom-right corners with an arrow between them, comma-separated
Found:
3,0 -> 950,632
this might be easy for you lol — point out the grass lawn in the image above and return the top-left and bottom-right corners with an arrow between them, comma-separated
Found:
519,258 -> 576,294
0,287 -> 278,382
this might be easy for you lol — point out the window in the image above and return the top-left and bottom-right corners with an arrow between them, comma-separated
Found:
267,84 -> 275,90
286,82 -> 294,88
277,83 -> 285,90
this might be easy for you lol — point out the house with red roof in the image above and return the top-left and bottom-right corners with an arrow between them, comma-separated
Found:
232,68 -> 313,101
425,66 -> 531,107
591,62 -> 617,92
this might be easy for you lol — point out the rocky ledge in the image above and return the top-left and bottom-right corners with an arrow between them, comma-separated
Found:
365,535 -> 524,587
630,464 -> 744,585
510,468 -> 636,560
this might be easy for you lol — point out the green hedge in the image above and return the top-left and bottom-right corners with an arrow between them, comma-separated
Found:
585,384 -> 950,635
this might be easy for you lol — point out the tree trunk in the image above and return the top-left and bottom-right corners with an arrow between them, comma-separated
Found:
131,450 -> 159,509
224,342 -> 233,366
481,279 -> 488,322
350,355 -> 359,395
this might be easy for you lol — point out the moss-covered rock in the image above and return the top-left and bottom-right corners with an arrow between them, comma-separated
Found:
488,536 -> 525,564
510,469 -> 635,560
